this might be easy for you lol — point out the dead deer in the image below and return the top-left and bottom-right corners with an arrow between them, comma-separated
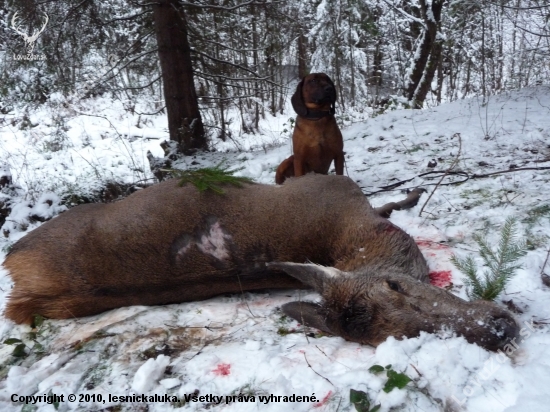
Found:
3,174 -> 518,351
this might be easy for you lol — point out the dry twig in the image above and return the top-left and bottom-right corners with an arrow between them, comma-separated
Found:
541,248 -> 550,276
236,273 -> 256,318
419,133 -> 462,217
303,352 -> 334,386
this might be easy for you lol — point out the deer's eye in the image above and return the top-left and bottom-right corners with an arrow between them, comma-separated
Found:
387,281 -> 402,292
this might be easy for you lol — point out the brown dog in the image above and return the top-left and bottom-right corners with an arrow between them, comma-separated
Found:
275,73 -> 344,184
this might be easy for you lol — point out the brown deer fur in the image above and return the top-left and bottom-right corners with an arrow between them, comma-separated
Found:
3,175 -> 518,351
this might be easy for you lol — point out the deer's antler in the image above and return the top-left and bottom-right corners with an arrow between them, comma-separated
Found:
28,13 -> 49,43
10,12 -> 48,54
10,12 -> 27,38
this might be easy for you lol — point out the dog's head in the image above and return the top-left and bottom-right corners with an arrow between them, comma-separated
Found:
291,73 -> 337,117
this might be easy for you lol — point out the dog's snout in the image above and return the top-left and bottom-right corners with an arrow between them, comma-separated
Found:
322,85 -> 335,103
324,85 -> 335,97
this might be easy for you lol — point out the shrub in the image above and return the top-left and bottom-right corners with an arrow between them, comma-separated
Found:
451,218 -> 528,301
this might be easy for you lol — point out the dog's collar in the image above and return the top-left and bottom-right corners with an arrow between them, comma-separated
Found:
301,108 -> 335,120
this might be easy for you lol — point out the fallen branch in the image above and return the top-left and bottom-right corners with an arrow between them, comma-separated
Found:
374,188 -> 426,218
419,133 -> 462,217
541,248 -> 550,275
303,352 -> 334,386
363,163 -> 550,196
541,248 -> 550,287
472,166 -> 550,179
236,273 -> 256,318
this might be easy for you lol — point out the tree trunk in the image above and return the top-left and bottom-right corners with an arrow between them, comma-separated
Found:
413,33 -> 443,107
406,30 -> 432,101
372,41 -> 383,87
152,0 -> 207,153
297,32 -> 307,79
348,23 -> 355,107
405,0 -> 445,108
252,4 -> 261,130
436,49 -> 443,103
481,11 -> 487,98
212,12 -> 225,141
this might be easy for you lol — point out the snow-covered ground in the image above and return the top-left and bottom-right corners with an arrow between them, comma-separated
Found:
0,87 -> 549,411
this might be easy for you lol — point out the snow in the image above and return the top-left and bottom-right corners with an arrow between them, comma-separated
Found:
6,353 -> 76,396
132,355 -> 171,393
0,87 -> 550,411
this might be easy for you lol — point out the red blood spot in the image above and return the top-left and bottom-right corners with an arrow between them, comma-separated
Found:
384,223 -> 399,233
313,391 -> 332,408
415,239 -> 450,250
429,271 -> 452,288
212,363 -> 231,376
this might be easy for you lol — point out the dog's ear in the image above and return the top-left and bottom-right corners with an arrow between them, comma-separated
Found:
327,76 -> 337,114
291,78 -> 308,117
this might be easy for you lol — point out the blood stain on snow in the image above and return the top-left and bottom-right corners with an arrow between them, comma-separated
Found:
429,271 -> 452,288
212,363 -> 231,376
313,391 -> 332,408
415,239 -> 450,250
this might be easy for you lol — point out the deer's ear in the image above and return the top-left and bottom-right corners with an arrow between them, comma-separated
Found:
281,301 -> 333,334
267,262 -> 344,294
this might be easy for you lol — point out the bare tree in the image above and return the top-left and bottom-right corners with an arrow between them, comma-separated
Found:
152,0 -> 207,153
405,0 -> 446,108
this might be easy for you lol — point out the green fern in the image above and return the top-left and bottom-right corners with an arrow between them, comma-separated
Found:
171,163 -> 254,194
451,218 -> 528,301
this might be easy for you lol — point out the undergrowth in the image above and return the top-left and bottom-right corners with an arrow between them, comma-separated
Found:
172,163 -> 254,194
350,364 -> 412,411
522,204 -> 550,226
3,315 -> 48,360
451,217 -> 528,300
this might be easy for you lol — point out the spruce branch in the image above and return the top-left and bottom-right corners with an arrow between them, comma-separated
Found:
451,218 -> 528,301
170,163 -> 254,194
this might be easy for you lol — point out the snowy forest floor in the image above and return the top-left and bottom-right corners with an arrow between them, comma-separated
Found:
0,87 -> 549,411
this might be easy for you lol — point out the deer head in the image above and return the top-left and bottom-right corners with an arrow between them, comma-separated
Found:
11,12 -> 49,55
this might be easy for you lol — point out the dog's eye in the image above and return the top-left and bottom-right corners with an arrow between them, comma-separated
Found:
387,281 -> 401,292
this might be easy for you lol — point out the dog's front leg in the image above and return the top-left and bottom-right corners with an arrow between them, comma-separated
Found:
293,155 -> 305,177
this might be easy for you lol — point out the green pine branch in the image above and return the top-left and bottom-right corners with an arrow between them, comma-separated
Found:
451,217 -> 528,301
171,163 -> 255,194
